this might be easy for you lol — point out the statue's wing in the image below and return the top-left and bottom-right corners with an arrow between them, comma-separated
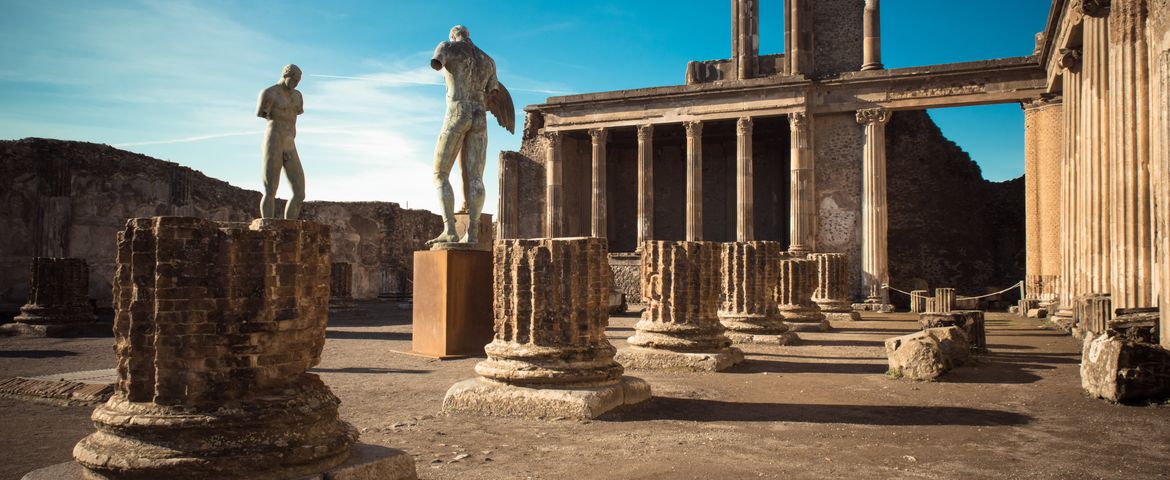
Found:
487,82 -> 516,134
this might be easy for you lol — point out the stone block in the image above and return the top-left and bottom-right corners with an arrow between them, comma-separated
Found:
1081,334 -> 1170,403
885,326 -> 970,381
443,376 -> 650,420
919,310 -> 986,353
411,249 -> 494,358
1027,308 -> 1048,319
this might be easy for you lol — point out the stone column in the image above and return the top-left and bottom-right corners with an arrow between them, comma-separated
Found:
736,117 -> 754,242
861,0 -> 883,70
718,241 -> 797,344
934,288 -> 956,313
811,252 -> 861,321
685,121 -> 704,241
857,108 -> 892,307
544,131 -> 563,238
1056,48 -> 1083,326
71,217 -> 412,480
1109,0 -> 1154,310
909,290 -> 929,313
1022,97 -> 1064,303
329,262 -> 354,310
776,255 -> 829,331
732,0 -> 759,80
637,124 -> 655,248
1150,1 -> 1170,348
617,241 -> 744,371
590,128 -> 608,239
1081,2 -> 1113,305
789,112 -> 816,256
443,238 -> 649,419
3,257 -> 96,337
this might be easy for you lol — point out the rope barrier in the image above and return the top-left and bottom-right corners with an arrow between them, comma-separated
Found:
884,281 -> 1024,301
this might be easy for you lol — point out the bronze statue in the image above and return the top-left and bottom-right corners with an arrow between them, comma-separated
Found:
256,64 -> 305,219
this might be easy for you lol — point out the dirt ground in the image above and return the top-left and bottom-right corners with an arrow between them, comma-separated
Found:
1,304 -> 1168,480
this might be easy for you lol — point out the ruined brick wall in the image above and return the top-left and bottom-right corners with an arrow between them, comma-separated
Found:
885,110 -> 1025,308
814,113 -> 865,300
0,138 -> 440,311
811,0 -> 864,77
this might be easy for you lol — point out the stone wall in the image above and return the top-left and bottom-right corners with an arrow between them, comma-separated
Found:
0,138 -> 440,311
814,113 -> 866,300
811,0 -> 864,77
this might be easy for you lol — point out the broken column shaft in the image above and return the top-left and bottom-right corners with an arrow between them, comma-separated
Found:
776,255 -> 829,332
718,241 -> 796,345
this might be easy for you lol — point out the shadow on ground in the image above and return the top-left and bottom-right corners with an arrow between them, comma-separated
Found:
611,397 -> 1033,426
0,350 -> 78,359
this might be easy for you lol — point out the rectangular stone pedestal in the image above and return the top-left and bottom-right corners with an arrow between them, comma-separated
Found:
442,376 -> 650,420
412,249 -> 493,358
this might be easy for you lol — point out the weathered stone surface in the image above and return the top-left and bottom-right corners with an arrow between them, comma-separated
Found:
1074,294 -> 1112,339
719,241 -> 797,345
931,288 -> 956,313
885,326 -> 970,381
1108,308 -> 1160,344
443,238 -> 649,419
330,262 -> 355,310
810,252 -> 854,314
1081,334 -> 1170,403
918,310 -> 986,353
909,289 -> 929,313
618,241 -> 743,371
4,257 -> 96,337
68,217 -> 380,480
1026,308 -> 1048,319
609,253 -> 641,304
776,256 -> 829,332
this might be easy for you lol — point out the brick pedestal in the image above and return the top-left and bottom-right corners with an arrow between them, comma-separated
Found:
617,241 -> 743,372
718,241 -> 797,344
442,238 -> 650,419
3,258 -> 96,337
810,252 -> 861,321
66,217 -> 416,480
776,256 -> 829,332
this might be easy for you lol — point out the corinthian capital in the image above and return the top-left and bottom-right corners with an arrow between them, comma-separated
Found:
856,108 -> 890,126
684,120 -> 703,137
1077,0 -> 1111,17
543,130 -> 562,147
736,117 -> 753,136
1058,48 -> 1083,72
637,124 -> 654,141
589,128 -> 608,144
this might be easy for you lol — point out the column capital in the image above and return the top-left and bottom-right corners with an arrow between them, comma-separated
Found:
1021,95 -> 1063,111
684,120 -> 704,137
789,112 -> 809,129
736,117 -> 753,136
589,127 -> 608,144
1076,0 -> 1111,17
1058,48 -> 1083,72
856,108 -> 890,126
637,124 -> 654,140
543,130 -> 563,146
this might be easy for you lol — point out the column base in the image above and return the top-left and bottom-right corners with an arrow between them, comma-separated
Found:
823,311 -> 862,322
783,319 -> 832,332
852,303 -> 894,313
724,331 -> 800,345
778,308 -> 829,331
22,443 -> 418,480
814,299 -> 854,313
615,346 -> 744,372
1051,308 -> 1075,333
0,321 -> 105,338
441,376 -> 650,420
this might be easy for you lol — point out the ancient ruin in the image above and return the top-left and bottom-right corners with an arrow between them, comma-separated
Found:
330,261 -> 355,310
775,255 -> 829,332
3,257 -> 95,336
443,238 -> 649,419
718,241 -> 797,344
810,252 -> 861,321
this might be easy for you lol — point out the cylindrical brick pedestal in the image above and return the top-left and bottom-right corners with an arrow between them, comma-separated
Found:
810,252 -> 861,321
617,241 -> 744,371
718,241 -> 797,344
70,218 -> 414,480
5,258 -> 96,336
776,256 -> 829,332
909,290 -> 929,313
443,238 -> 650,419
329,262 -> 355,310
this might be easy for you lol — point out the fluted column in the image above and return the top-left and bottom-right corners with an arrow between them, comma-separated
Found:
718,241 -> 796,344
776,256 -> 829,331
862,0 -> 883,71
810,253 -> 859,321
617,241 -> 743,371
736,117 -> 754,242
544,131 -> 563,238
637,125 -> 655,248
685,121 -> 704,241
1109,0 -> 1154,309
1081,2 -> 1113,303
444,238 -> 651,420
590,128 -> 609,239
789,112 -> 815,256
857,108 -> 891,306
1150,1 -> 1170,348
1057,48 -> 1083,323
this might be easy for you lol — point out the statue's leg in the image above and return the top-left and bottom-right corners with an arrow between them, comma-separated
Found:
459,152 -> 470,213
427,109 -> 470,246
260,135 -> 282,219
283,145 -> 305,220
459,118 -> 488,244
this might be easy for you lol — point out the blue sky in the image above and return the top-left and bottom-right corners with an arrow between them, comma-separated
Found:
0,1 -> 1052,214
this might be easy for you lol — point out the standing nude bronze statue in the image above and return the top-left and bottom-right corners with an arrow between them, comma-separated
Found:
256,64 -> 305,219
426,25 -> 514,247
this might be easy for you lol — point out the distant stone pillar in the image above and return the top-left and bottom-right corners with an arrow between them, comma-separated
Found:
861,0 -> 883,71
590,128 -> 609,239
1022,97 -> 1064,303
736,117 -> 755,242
329,262 -> 354,310
857,108 -> 892,307
617,241 -> 744,371
810,252 -> 860,321
909,290 -> 929,313
685,121 -> 704,241
732,0 -> 759,80
718,241 -> 797,344
498,151 -> 520,240
444,238 -> 650,419
789,112 -> 816,255
776,256 -> 829,331
637,124 -> 655,248
1056,48 -> 1083,325
4,257 -> 95,336
71,217 -> 404,480
934,288 -> 956,313
1108,0 -> 1154,310
544,131 -> 563,238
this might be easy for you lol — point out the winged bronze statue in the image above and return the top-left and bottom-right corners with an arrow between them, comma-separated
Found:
426,24 -> 514,248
